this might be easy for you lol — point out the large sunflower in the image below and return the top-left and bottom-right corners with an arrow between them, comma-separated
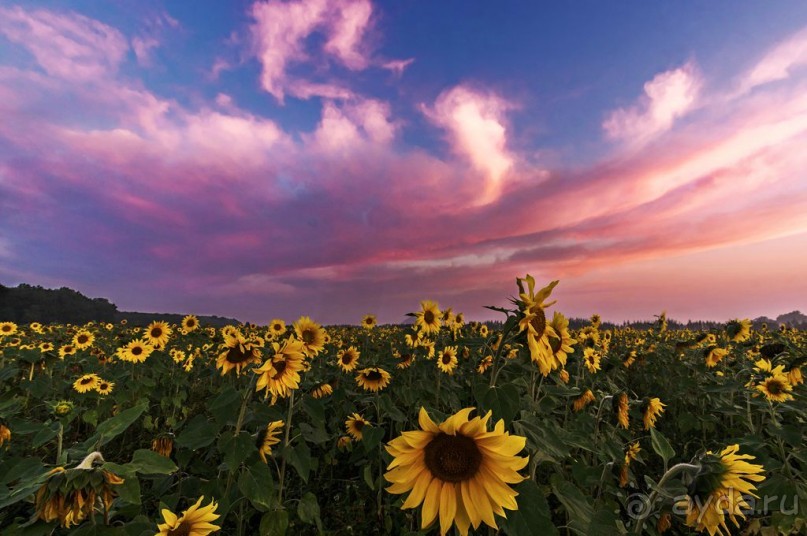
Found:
156,496 -> 220,536
355,367 -> 391,392
257,420 -> 284,463
118,338 -> 155,363
415,300 -> 442,336
437,346 -> 458,375
216,333 -> 263,376
254,337 -> 307,401
294,316 -> 326,357
72,329 -> 95,350
678,445 -> 765,536
145,321 -> 172,348
756,374 -> 794,402
337,346 -> 360,372
385,407 -> 528,535
516,276 -> 560,376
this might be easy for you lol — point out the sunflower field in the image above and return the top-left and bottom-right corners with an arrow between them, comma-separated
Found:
0,275 -> 806,535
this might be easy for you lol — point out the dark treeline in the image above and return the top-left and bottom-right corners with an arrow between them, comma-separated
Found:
0,283 -> 238,327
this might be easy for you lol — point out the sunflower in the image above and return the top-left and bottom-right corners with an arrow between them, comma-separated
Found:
415,300 -> 442,336
657,512 -> 672,534
181,315 -> 200,332
405,330 -> 423,348
437,346 -> 459,375
58,344 -> 77,358
257,420 -> 284,463
144,320 -> 172,348
72,329 -> 95,350
678,445 -> 765,536
0,424 -> 10,447
642,398 -> 666,430
355,367 -> 391,392
362,314 -> 377,329
311,382 -> 334,399
614,393 -> 629,429
337,346 -> 360,372
294,316 -> 326,357
788,367 -> 803,386
337,436 -> 353,450
704,346 -> 728,368
52,400 -> 74,416
0,321 -> 17,336
267,319 -> 287,338
30,322 -> 44,333
95,380 -> 114,396
573,389 -> 596,412
156,496 -> 220,536
479,325 -> 489,338
756,374 -> 794,402
216,333 -> 263,376
396,352 -> 415,369
119,338 -> 154,363
547,311 -> 575,370
516,276 -> 560,376
623,350 -> 637,368
152,436 -> 174,458
73,373 -> 100,393
477,355 -> 493,374
726,319 -> 752,343
39,342 -> 54,353
385,407 -> 528,535
346,413 -> 371,440
583,347 -> 601,374
254,337 -> 307,401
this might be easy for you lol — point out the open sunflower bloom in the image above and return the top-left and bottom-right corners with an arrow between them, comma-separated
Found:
385,407 -> 528,535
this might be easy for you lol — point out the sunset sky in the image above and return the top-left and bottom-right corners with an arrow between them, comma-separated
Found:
1,1 -> 807,324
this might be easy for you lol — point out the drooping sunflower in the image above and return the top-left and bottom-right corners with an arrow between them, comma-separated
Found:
583,347 -> 601,374
72,329 -> 95,350
267,319 -> 287,338
385,407 -> 528,535
516,276 -> 560,376
346,413 -> 371,440
254,337 -> 307,401
156,496 -> 220,536
726,319 -> 752,343
756,374 -> 794,402
152,436 -> 174,458
573,389 -> 596,412
0,423 -> 10,447
415,300 -> 442,336
614,392 -> 630,429
623,350 -> 637,368
216,333 -> 263,376
362,314 -> 377,329
396,352 -> 415,369
257,420 -> 284,463
181,315 -> 200,332
95,380 -> 114,396
477,355 -> 493,374
642,398 -> 666,430
355,367 -> 391,392
558,368 -> 570,383
294,316 -> 326,357
73,373 -> 100,393
704,346 -> 728,368
437,346 -> 459,375
336,346 -> 360,372
677,445 -> 765,536
145,321 -> 172,348
311,381 -> 334,399
118,338 -> 154,363
0,321 -> 17,336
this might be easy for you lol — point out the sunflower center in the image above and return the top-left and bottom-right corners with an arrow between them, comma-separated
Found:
271,359 -> 288,379
353,420 -> 365,431
529,307 -> 547,337
423,311 -> 435,324
166,520 -> 192,536
273,324 -> 282,331
226,346 -> 252,364
442,354 -> 451,365
366,370 -> 382,381
424,433 -> 482,483
131,346 -> 143,356
77,335 -> 89,344
151,328 -> 163,338
341,354 -> 352,364
80,377 -> 93,385
302,329 -> 315,344
767,380 -> 784,395
550,335 -> 562,353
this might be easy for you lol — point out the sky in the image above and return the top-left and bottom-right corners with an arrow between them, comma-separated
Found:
1,1 -> 807,325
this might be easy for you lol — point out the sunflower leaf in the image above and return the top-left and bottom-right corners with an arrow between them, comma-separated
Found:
175,414 -> 217,450
297,492 -> 323,533
260,509 -> 288,536
649,428 -> 675,470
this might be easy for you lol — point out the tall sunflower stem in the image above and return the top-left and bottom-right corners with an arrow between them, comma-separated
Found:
277,390 -> 296,507
55,422 -> 63,464
489,318 -> 517,388
225,374 -> 257,498
632,462 -> 701,535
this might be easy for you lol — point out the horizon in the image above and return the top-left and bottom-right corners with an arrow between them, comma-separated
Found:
2,1 -> 807,324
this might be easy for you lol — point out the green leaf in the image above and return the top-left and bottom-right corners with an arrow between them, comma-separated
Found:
283,442 -> 313,483
30,421 -> 60,448
92,401 -> 148,447
126,449 -> 177,475
260,510 -> 289,536
475,383 -> 521,425
649,428 -> 675,470
501,480 -> 557,535
361,426 -> 385,453
363,464 -> 375,490
175,415 -> 217,450
219,432 -> 255,472
550,474 -> 593,534
209,386 -> 241,425
297,492 -> 323,533
238,460 -> 275,512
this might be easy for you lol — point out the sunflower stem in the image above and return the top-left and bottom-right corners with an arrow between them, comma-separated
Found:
55,422 -> 63,464
632,462 -> 701,535
277,390 -> 296,506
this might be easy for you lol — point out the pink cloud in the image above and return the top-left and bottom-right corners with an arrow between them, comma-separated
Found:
323,0 -> 373,70
603,62 -> 701,146
132,36 -> 160,66
741,27 -> 807,91
381,58 -> 415,77
0,5 -> 128,81
422,85 -> 516,205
